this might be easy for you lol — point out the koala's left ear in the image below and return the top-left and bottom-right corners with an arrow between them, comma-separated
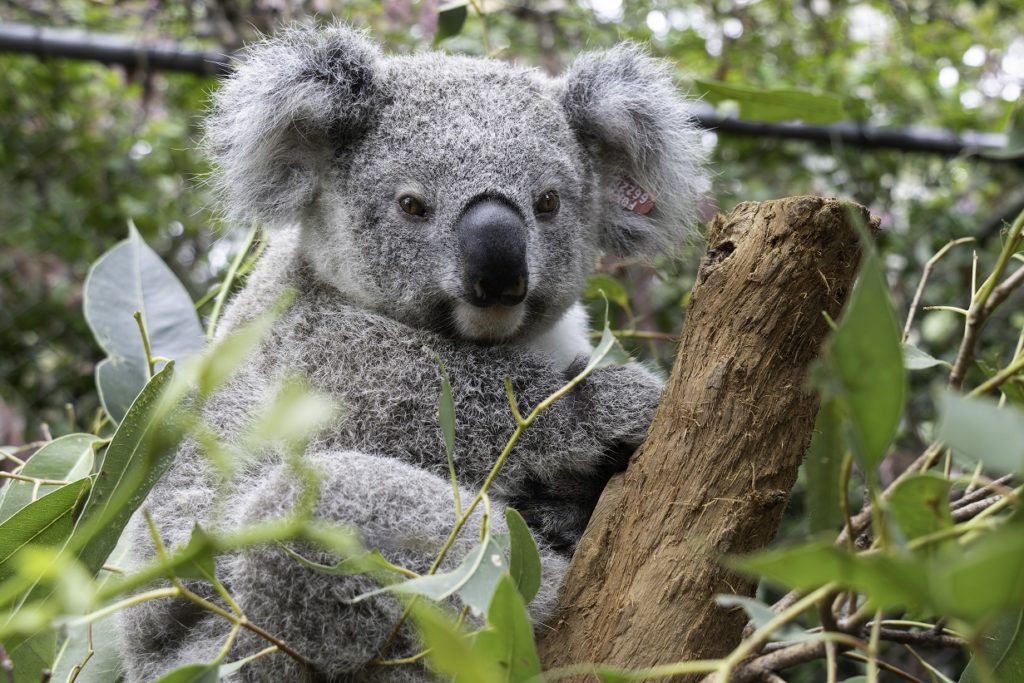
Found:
205,24 -> 383,224
561,43 -> 709,258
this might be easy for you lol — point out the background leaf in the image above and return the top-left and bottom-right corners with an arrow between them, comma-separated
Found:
0,434 -> 95,523
84,225 -> 203,422
696,79 -> 848,124
938,392 -> 1024,476
435,1 -> 468,44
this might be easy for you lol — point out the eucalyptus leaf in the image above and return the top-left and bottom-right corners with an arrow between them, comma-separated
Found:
887,473 -> 953,543
435,1 -> 468,44
70,364 -> 179,575
930,524 -> 1024,621
804,400 -> 844,533
472,575 -> 541,682
824,251 -> 905,472
584,273 -> 631,313
0,433 -> 95,523
715,595 -> 812,641
84,225 -> 203,422
902,343 -> 945,370
151,663 -> 219,683
0,478 -> 91,583
505,508 -> 541,604
413,601 -> 502,683
960,610 -> 1024,682
7,630 -> 56,683
174,524 -> 217,582
696,79 -> 847,124
937,392 -> 1024,476
280,545 -> 410,579
734,539 -> 928,610
352,536 -> 507,616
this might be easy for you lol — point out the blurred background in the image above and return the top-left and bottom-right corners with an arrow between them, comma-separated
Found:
1,0 -> 1022,455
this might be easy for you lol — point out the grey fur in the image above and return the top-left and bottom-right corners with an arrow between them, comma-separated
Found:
120,23 -> 706,682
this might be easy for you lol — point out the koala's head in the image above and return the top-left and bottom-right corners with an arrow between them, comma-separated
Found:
206,24 -> 707,342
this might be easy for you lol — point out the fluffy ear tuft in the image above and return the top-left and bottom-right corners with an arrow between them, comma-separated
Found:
204,23 -> 383,224
562,43 -> 710,258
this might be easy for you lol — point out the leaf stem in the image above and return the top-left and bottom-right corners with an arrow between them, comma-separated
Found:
132,311 -> 156,378
206,222 -> 259,341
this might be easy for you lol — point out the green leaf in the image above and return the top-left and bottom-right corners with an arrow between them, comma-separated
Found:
804,400 -> 844,533
902,343 -> 946,370
7,630 -> 56,683
961,611 -> 1024,682
825,251 -> 906,472
0,434 -> 95,523
505,508 -> 541,604
977,359 -> 1024,407
715,595 -> 812,641
193,299 -> 289,399
937,392 -> 1024,476
84,225 -> 204,422
51,620 -> 125,683
886,473 -> 952,543
435,1 -> 469,44
436,355 -> 460,515
151,663 -> 219,683
930,524 -> 1024,622
247,377 -> 337,448
584,273 -> 631,314
412,601 -> 502,683
472,575 -> 541,682
280,545 -> 410,579
70,364 -> 179,575
352,536 -> 508,616
174,525 -> 217,582
734,540 -> 928,610
0,479 -> 90,583
50,533 -> 133,683
696,79 -> 847,124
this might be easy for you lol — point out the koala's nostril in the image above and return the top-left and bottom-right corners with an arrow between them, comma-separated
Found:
458,197 -> 530,308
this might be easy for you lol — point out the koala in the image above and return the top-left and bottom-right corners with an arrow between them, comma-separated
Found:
118,23 -> 707,683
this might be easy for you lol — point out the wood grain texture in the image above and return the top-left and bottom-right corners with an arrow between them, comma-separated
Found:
538,196 -> 877,678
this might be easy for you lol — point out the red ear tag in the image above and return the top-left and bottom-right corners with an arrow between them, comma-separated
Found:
613,177 -> 656,215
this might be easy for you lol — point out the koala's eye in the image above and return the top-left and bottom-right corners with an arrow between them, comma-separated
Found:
534,190 -> 560,216
398,195 -> 428,217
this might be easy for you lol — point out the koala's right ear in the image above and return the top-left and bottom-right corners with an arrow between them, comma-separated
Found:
204,24 -> 383,224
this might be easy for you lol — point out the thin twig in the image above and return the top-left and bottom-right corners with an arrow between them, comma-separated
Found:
903,237 -> 974,341
953,496 -> 1001,522
949,209 -> 1024,389
841,652 -> 924,683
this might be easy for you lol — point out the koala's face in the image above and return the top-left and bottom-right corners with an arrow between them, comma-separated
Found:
206,26 -> 708,343
304,57 -> 597,341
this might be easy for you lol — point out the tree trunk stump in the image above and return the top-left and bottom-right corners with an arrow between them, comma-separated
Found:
538,196 -> 876,678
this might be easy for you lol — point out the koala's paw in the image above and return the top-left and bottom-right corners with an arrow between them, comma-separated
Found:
568,359 -> 664,464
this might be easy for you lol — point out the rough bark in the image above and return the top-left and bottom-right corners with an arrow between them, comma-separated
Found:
538,196 -> 877,678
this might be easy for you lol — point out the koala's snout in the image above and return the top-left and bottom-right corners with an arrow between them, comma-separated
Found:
457,197 -> 529,308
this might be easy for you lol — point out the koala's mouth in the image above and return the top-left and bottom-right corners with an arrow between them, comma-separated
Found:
452,300 -> 527,341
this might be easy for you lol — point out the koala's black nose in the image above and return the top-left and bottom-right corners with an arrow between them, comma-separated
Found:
457,198 -> 529,308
